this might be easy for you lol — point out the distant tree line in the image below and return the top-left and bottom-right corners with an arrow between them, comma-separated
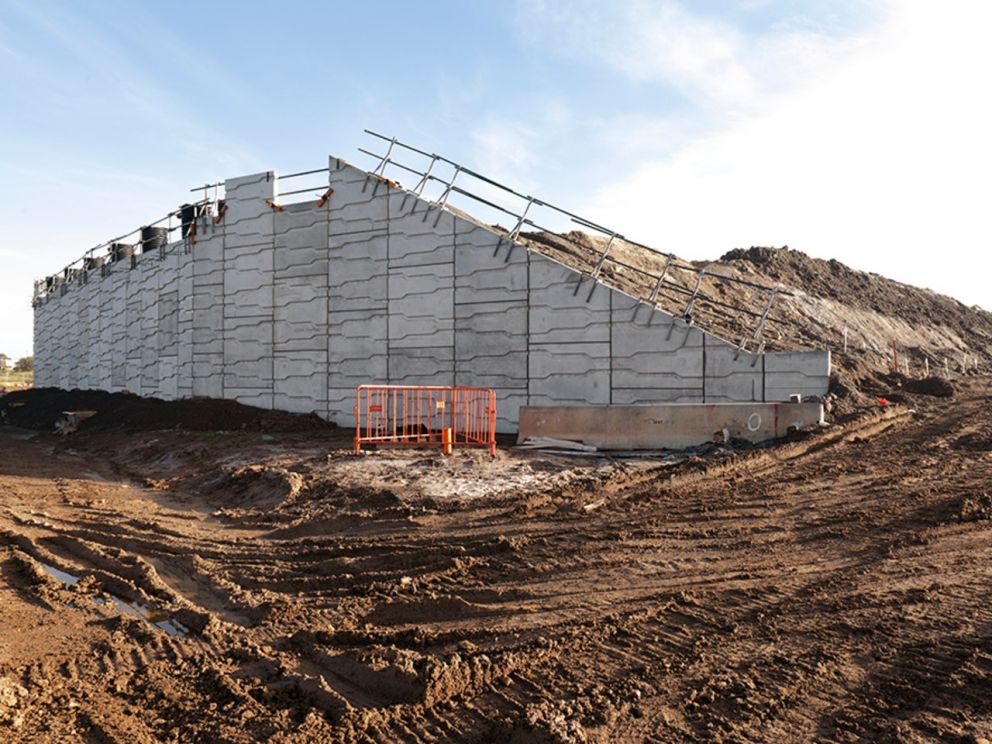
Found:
0,356 -> 33,373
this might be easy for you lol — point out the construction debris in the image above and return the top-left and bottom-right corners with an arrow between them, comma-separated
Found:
517,436 -> 598,452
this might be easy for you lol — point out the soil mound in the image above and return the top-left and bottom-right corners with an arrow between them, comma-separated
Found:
903,376 -> 955,398
518,233 -> 989,417
720,246 -> 991,335
0,388 -> 335,433
214,465 -> 305,509
953,428 -> 992,452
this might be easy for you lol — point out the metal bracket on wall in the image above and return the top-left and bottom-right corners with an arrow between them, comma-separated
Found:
738,287 -> 778,357
682,269 -> 706,323
426,165 -> 461,227
356,130 -> 799,353
364,136 -> 396,196
401,155 -> 438,213
648,255 -> 673,304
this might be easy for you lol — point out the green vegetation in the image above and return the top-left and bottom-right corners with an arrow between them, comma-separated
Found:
0,369 -> 33,389
0,356 -> 33,388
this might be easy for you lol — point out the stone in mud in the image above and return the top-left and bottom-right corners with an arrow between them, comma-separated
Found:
0,677 -> 28,720
959,493 -> 992,522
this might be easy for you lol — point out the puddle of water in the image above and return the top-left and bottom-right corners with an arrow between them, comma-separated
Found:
41,563 -> 80,587
40,563 -> 189,637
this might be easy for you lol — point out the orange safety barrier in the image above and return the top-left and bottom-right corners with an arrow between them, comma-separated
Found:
354,385 -> 496,456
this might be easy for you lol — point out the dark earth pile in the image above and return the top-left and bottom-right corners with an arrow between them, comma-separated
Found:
0,388 -> 334,433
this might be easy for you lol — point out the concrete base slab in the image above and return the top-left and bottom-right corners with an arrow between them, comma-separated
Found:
517,401 -> 825,450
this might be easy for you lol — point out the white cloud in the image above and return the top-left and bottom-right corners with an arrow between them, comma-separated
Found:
518,0 -> 992,307
472,120 -> 540,186
515,0 -> 875,110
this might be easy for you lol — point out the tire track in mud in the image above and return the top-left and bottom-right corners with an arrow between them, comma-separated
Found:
0,384 -> 990,741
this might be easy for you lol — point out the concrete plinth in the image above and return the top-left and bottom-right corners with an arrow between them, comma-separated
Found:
517,401 -> 825,450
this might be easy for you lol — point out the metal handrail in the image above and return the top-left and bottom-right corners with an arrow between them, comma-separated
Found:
35,131 -> 796,354
276,166 -> 331,199
34,196 -> 217,303
358,133 -> 792,349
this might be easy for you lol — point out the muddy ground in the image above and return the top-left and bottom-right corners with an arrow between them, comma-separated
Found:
1,383 -> 992,742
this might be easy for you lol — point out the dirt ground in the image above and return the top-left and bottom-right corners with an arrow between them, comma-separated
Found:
1,382 -> 992,742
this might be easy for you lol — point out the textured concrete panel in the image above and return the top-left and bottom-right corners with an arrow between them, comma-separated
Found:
455,302 -> 528,389
327,387 -> 358,428
529,343 -> 611,406
274,203 -> 329,354
327,310 -> 387,391
490,390 -> 527,433
191,225 -> 226,399
611,292 -> 704,400
389,347 -> 455,386
764,350 -> 831,401
328,231 -> 388,311
388,191 -> 455,268
224,172 -> 276,243
328,159 -> 389,236
274,350 -> 327,414
387,261 -> 454,350
273,203 -> 329,413
529,254 -> 611,344
454,216 -> 529,304
704,344 -> 763,403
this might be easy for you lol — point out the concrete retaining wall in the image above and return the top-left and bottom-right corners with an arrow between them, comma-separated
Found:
33,157 -> 831,433
518,401 -> 826,450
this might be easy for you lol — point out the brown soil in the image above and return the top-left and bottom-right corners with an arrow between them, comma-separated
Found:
2,381 -> 992,742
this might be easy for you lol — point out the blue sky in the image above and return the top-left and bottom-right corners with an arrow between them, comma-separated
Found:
2,0 -> 990,359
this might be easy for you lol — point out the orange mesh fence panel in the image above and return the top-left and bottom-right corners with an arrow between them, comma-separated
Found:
354,385 -> 496,456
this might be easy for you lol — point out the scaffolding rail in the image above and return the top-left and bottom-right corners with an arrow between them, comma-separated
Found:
34,130 -> 793,355
359,130 -> 794,354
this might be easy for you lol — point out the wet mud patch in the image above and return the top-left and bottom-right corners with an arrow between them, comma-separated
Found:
38,561 -> 191,637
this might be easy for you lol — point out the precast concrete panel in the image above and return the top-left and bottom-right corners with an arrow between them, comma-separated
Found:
453,215 -> 529,393
764,350 -> 832,401
223,171 -> 276,409
703,344 -> 763,403
610,292 -> 705,403
32,157 -> 831,435
273,202 -> 329,414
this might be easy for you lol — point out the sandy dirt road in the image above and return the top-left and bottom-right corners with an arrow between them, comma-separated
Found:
1,382 -> 991,742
